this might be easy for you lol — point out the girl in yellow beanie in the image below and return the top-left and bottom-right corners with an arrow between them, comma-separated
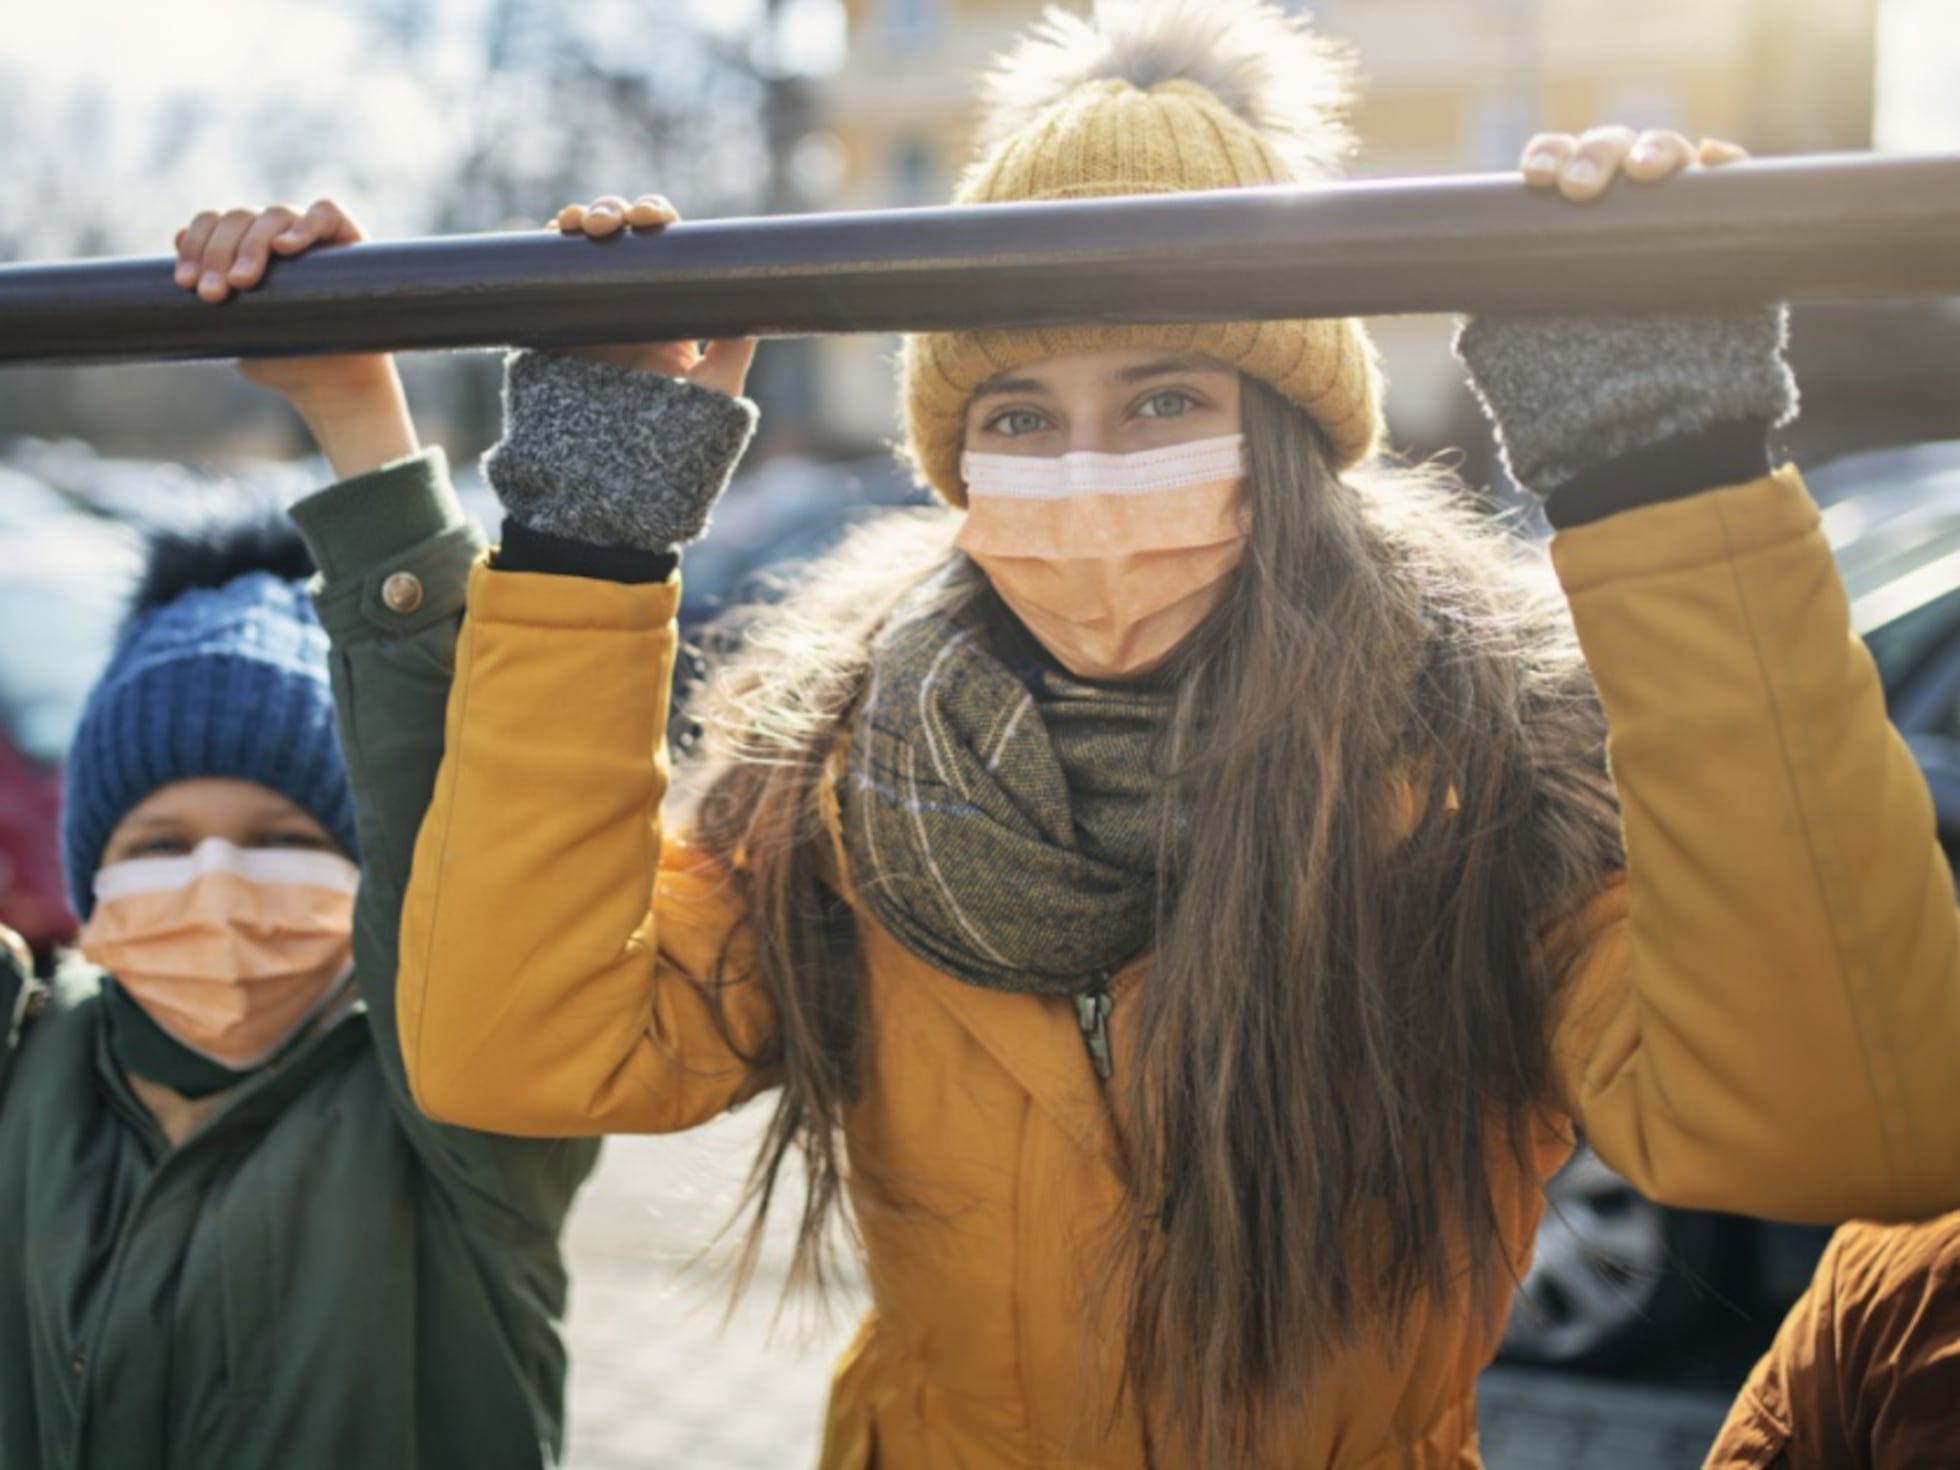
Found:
389,2 -> 1960,1465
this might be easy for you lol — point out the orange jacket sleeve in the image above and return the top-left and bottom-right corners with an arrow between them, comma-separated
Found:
396,563 -> 775,1136
1705,1213 -> 1960,1468
1551,467 -> 1960,1224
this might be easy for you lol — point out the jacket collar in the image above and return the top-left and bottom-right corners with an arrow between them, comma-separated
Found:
823,734 -> 1139,1179
89,974 -> 366,1156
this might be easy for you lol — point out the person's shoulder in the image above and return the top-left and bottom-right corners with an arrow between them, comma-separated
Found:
1812,1210 -> 1960,1371
1827,1211 -> 1960,1299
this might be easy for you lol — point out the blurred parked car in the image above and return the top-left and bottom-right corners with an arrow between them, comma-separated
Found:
1503,439 -> 1960,1371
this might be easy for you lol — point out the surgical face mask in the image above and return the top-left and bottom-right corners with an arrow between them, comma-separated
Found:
78,837 -> 357,1072
954,433 -> 1251,680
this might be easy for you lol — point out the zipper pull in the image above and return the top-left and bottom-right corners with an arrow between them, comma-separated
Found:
1075,985 -> 1113,1081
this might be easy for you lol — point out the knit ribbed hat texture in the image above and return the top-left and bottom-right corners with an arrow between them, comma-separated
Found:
61,567 -> 355,917
902,1 -> 1386,506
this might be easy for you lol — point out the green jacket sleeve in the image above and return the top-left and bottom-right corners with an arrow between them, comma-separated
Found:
288,450 -> 599,1235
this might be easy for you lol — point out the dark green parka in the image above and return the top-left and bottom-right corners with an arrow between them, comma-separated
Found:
0,453 -> 597,1470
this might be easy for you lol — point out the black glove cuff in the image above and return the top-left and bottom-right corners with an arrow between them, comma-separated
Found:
1546,419 -> 1775,531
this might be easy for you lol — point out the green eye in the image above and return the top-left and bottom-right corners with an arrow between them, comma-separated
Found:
1137,390 -> 1197,419
990,409 -> 1050,437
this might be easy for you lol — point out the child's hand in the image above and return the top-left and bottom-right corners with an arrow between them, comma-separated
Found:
174,199 -> 400,406
173,199 -> 417,479
551,193 -> 758,398
1521,127 -> 1749,203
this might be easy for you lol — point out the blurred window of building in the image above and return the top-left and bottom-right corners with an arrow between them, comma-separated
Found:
1470,92 -> 1536,170
891,135 -> 938,203
776,0 -> 849,74
791,131 -> 851,199
1875,0 -> 1960,150
815,333 -> 906,445
885,0 -> 938,51
1599,82 -> 1683,135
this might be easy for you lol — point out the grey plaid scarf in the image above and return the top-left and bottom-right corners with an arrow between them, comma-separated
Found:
843,591 -> 1174,995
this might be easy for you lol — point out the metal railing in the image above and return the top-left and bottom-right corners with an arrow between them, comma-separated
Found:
2,153 -> 1958,366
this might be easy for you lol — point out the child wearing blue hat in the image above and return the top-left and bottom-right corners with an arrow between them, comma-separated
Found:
64,519 -> 365,1113
0,199 -> 598,1470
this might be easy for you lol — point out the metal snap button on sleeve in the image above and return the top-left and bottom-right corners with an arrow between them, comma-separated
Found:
381,570 -> 425,615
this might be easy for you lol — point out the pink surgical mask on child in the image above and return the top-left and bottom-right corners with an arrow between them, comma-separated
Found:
954,433 -> 1251,680
78,836 -> 358,1071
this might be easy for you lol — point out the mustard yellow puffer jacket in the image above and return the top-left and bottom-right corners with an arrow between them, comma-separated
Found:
395,467 -> 1960,1468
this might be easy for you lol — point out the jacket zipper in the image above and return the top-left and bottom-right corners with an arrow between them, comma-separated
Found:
1074,975 -> 1114,1081
1073,973 -> 1157,1465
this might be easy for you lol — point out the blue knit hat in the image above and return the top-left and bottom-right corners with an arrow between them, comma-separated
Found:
61,516 -> 357,918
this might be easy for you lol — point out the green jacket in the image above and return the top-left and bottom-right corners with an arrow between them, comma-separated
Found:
0,452 -> 599,1470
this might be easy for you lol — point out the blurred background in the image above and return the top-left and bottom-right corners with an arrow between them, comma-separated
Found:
5,2 -> 1960,1465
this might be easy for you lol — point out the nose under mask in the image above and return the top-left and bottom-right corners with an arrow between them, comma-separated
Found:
955,433 -> 1251,679
79,836 -> 358,1072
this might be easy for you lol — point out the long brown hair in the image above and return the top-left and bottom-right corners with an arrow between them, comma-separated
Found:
683,377 -> 1622,1461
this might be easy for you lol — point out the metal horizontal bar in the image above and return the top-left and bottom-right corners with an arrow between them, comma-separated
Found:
3,153 -> 1959,368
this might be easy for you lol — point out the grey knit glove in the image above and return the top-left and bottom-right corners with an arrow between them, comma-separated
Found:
483,350 -> 760,552
1455,306 -> 1799,498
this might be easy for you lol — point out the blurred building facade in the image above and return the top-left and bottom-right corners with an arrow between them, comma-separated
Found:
813,0 -> 1885,462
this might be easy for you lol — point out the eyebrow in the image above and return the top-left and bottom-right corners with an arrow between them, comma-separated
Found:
971,353 -> 1229,400
121,807 -> 311,830
1113,353 -> 1231,384
970,373 -> 1048,400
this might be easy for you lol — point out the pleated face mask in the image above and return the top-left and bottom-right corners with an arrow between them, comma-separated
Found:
79,837 -> 358,1071
954,433 -> 1251,680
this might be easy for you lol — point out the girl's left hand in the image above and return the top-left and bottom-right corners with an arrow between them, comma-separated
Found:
1521,127 -> 1749,202
550,192 -> 758,397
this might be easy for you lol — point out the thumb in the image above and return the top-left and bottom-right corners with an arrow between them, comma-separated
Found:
690,338 -> 758,398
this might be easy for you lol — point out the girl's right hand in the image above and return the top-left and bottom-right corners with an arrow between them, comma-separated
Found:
551,193 -> 758,398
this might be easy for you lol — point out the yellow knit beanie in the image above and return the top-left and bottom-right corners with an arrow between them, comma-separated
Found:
902,0 -> 1387,507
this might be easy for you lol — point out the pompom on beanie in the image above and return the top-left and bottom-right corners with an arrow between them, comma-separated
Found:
61,514 -> 356,917
902,0 -> 1388,505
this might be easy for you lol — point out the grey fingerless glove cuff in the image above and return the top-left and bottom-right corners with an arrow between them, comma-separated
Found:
483,350 -> 759,552
1455,306 -> 1799,497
